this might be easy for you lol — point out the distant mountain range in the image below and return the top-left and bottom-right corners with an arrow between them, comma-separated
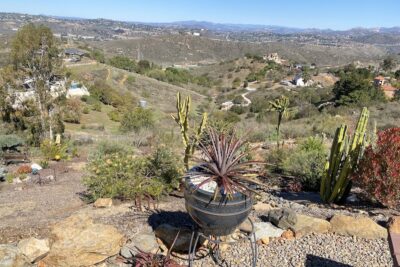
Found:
1,12 -> 400,35
134,20 -> 400,35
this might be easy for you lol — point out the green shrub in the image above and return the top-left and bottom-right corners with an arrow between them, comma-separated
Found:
232,95 -> 244,104
120,107 -> 155,133
147,146 -> 184,192
333,67 -> 386,106
40,160 -> 49,169
248,131 -> 268,143
232,77 -> 241,89
40,139 -> 69,160
89,80 -> 136,108
84,152 -> 167,201
92,102 -> 102,112
6,173 -> 15,183
90,49 -> 105,63
230,105 -> 247,115
126,75 -> 136,85
89,140 -> 133,160
210,111 -> 241,125
266,147 -> 291,174
82,106 -> 90,114
282,137 -> 327,191
81,95 -> 99,105
63,98 -> 82,124
108,56 -> 136,72
0,134 -> 24,152
107,110 -> 121,122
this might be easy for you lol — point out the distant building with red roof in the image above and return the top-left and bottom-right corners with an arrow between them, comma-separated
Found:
382,84 -> 398,98
374,76 -> 398,98
374,76 -> 386,86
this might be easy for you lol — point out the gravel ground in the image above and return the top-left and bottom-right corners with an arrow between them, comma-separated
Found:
0,160 -> 86,243
182,233 -> 392,267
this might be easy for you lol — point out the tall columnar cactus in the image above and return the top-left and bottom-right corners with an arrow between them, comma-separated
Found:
320,107 -> 369,203
172,92 -> 207,170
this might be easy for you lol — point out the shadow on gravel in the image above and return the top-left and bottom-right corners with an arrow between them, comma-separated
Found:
147,211 -> 195,230
276,191 -> 323,205
305,255 -> 352,267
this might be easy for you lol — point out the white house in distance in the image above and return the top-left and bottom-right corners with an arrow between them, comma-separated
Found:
221,101 -> 234,111
66,81 -> 90,98
11,76 -> 66,109
293,74 -> 305,87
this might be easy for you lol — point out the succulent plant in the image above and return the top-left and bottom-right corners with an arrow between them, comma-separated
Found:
129,231 -> 185,267
172,92 -> 207,171
320,107 -> 369,203
190,128 -> 263,199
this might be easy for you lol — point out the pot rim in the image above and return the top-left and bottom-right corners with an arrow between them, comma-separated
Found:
185,166 -> 253,199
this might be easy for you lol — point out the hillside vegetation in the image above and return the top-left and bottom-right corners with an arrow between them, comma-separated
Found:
90,35 -> 387,67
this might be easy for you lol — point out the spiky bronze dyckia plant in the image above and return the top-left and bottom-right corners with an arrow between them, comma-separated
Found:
192,128 -> 262,199
131,231 -> 185,267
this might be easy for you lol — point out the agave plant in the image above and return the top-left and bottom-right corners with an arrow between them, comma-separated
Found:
191,128 -> 262,199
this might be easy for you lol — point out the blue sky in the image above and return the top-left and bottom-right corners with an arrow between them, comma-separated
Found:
0,0 -> 399,30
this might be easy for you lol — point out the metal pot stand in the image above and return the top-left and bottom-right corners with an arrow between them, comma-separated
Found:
187,217 -> 258,267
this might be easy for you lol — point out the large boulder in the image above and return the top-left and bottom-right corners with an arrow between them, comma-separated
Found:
238,220 -> 253,233
291,214 -> 331,236
253,202 -> 274,212
94,198 -> 113,208
0,244 -> 32,267
254,222 -> 284,241
268,208 -> 297,230
42,214 -> 125,267
330,214 -> 387,239
120,233 -> 159,258
155,223 -> 201,252
17,237 -> 50,263
268,208 -> 331,236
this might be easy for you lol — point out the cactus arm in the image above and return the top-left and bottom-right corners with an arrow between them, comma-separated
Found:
320,108 -> 369,203
320,127 -> 342,200
328,155 -> 352,202
189,112 -> 207,155
322,125 -> 347,202
173,92 -> 207,170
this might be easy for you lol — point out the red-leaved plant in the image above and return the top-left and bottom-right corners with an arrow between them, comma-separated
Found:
17,165 -> 32,174
130,231 -> 186,267
192,128 -> 262,199
352,128 -> 400,208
